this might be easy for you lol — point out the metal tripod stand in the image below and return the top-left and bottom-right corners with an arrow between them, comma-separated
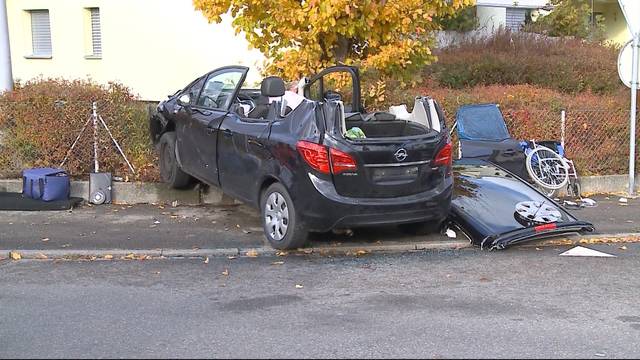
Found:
60,102 -> 135,174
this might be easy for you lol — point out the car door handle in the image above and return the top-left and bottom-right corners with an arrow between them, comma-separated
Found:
248,139 -> 264,148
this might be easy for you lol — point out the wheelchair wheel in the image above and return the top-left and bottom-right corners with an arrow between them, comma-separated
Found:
526,146 -> 569,193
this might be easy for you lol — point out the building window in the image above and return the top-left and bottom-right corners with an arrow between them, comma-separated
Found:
28,10 -> 52,58
505,7 -> 526,32
88,7 -> 102,58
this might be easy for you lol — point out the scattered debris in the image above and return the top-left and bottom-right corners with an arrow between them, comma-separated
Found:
204,257 -> 209,264
581,198 -> 597,207
620,245 -> 628,250
9,251 -> 22,260
41,238 -> 50,242
221,269 -> 229,276
123,253 -> 136,260
559,246 -> 616,258
295,284 -> 304,289
445,228 -> 456,238
245,249 -> 259,257
35,253 -> 48,260
171,200 -> 179,207
276,251 -> 288,257
153,220 -> 161,224
61,243 -> 71,248
619,197 -> 628,205
227,256 -> 237,260
103,254 -> 114,260
271,261 -> 285,265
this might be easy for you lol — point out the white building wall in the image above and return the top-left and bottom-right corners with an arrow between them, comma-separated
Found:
476,6 -> 507,34
7,0 -> 266,101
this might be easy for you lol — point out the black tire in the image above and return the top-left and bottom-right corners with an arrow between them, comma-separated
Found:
398,220 -> 444,236
158,132 -> 192,189
261,183 -> 308,250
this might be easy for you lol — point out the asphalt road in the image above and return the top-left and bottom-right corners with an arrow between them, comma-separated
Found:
2,243 -> 640,359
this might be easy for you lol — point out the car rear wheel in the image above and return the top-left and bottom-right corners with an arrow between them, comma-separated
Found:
398,220 -> 443,236
159,132 -> 192,189
261,183 -> 308,250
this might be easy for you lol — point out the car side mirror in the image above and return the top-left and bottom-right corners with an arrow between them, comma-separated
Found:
177,94 -> 190,106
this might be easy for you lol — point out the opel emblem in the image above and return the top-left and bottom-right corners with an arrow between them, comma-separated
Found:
394,148 -> 408,162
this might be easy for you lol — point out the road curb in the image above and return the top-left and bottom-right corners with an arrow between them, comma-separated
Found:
1,240 -> 469,260
1,175 -> 638,205
3,234 -> 639,260
531,232 -> 640,247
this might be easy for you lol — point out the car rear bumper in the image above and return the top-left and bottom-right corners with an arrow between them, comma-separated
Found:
297,173 -> 453,232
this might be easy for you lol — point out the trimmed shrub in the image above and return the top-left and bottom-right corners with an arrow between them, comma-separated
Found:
428,30 -> 622,95
0,78 -> 159,181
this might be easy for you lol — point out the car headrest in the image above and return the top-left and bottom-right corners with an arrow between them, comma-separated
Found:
261,76 -> 285,97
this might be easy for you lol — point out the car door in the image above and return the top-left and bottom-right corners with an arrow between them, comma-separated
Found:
175,66 -> 248,185
217,111 -> 272,204
174,75 -> 206,175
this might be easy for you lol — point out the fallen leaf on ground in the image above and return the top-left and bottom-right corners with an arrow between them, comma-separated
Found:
227,256 -> 237,260
9,251 -> 22,260
276,251 -> 288,257
295,284 -> 304,289
35,253 -> 48,260
124,253 -> 135,260
89,256 -> 97,261
103,254 -> 113,260
242,230 -> 251,234
246,249 -> 259,257
153,220 -> 161,224
620,245 -> 628,250
479,277 -> 491,282
204,257 -> 209,264
271,261 -> 285,265
41,238 -> 50,242
61,244 -> 71,248
171,200 -> 179,207
222,269 -> 229,276
536,247 -> 542,251
356,250 -> 368,256
301,248 -> 313,254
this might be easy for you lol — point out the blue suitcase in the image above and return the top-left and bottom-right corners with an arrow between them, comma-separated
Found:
22,168 -> 70,202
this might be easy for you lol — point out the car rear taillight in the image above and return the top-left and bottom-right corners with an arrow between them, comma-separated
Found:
297,141 -> 330,174
297,141 -> 357,175
330,148 -> 357,174
534,223 -> 557,232
433,142 -> 453,167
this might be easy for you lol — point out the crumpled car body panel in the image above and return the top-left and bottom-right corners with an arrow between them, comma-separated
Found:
449,159 -> 594,250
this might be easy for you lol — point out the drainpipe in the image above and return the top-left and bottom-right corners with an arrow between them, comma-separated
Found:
0,0 -> 12,93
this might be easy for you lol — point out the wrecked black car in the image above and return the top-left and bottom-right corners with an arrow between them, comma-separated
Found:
150,65 -> 453,249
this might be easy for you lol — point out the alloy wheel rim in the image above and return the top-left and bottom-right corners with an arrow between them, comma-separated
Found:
265,192 -> 289,241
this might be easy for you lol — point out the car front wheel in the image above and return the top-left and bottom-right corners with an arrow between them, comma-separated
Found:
158,132 -> 192,189
261,183 -> 308,250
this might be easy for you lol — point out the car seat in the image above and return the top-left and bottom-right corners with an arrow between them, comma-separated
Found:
248,76 -> 285,119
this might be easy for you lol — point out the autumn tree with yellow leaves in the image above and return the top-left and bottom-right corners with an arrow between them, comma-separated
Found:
193,0 -> 472,81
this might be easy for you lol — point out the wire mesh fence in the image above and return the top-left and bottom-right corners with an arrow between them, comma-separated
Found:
450,107 -> 637,176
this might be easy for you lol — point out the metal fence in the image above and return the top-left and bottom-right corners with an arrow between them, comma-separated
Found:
504,108 -> 637,176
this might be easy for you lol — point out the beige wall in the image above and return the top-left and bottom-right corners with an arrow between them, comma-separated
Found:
595,2 -> 632,45
6,0 -> 265,100
476,6 -> 507,34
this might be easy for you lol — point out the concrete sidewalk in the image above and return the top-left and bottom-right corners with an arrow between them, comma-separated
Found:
0,195 -> 638,257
